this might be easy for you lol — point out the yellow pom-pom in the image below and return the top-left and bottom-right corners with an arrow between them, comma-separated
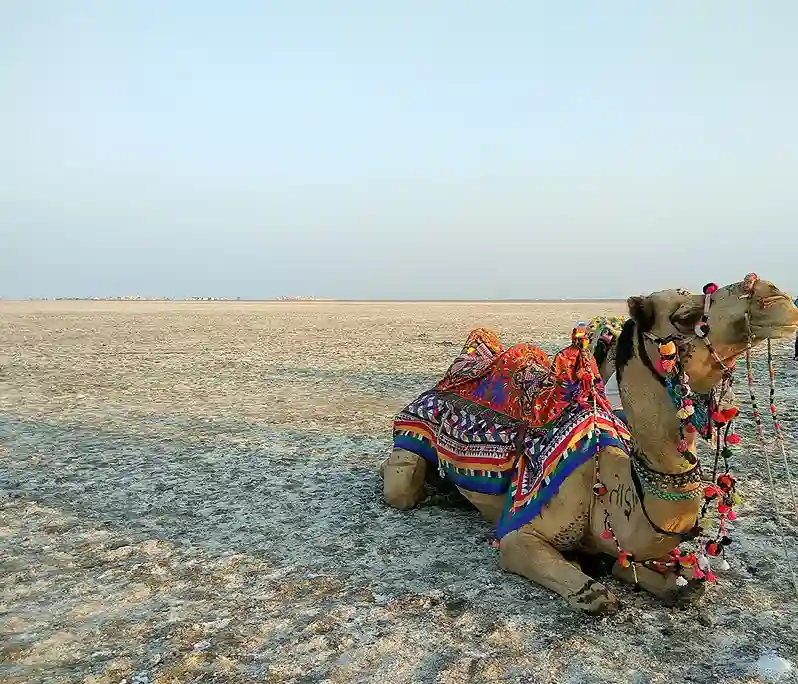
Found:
659,341 -> 677,357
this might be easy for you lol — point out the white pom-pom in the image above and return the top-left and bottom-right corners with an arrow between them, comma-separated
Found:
719,559 -> 731,571
675,576 -> 688,587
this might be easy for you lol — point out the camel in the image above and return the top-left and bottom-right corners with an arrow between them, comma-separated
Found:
382,276 -> 798,613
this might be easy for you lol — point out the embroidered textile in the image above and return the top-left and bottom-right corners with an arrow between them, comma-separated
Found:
392,328 -> 632,537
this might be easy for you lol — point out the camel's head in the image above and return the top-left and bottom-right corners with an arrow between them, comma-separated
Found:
626,275 -> 798,392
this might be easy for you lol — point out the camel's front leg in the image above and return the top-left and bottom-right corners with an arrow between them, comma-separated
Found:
500,527 -> 620,614
382,449 -> 428,510
612,562 -> 706,606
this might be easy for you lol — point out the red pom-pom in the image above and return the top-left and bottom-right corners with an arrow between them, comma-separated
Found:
726,434 -> 741,445
684,423 -> 697,434
601,528 -> 613,539
727,510 -> 737,521
703,283 -> 719,295
723,407 -> 740,420
718,503 -> 730,514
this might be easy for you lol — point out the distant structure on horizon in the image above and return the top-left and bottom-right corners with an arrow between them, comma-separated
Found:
276,296 -> 318,301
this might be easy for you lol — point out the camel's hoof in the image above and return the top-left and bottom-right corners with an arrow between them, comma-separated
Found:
568,581 -> 620,615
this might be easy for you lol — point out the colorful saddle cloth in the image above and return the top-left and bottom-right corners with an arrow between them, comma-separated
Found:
393,328 -> 632,538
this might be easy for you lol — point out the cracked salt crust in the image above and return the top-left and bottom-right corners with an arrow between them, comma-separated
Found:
0,300 -> 797,683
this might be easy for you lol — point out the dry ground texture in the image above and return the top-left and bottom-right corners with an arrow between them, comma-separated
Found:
1,300 -> 798,684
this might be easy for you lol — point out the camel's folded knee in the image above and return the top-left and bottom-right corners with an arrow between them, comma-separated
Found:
382,449 -> 427,510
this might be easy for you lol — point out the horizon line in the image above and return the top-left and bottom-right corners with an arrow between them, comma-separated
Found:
1,297 -> 628,304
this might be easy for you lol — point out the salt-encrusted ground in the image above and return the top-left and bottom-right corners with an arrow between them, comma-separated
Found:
1,300 -> 797,684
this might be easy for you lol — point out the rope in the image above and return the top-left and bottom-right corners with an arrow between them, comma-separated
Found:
744,322 -> 798,599
767,338 -> 798,516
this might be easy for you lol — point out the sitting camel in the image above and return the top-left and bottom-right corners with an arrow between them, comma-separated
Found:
382,276 -> 798,613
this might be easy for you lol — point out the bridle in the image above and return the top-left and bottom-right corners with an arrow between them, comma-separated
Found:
619,281 -> 752,541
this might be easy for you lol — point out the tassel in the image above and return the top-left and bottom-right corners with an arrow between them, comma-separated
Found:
693,566 -> 705,580
719,559 -> 731,571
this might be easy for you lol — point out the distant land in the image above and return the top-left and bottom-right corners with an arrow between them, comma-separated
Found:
2,296 -> 626,303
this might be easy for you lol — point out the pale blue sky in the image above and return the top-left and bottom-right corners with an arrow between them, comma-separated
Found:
2,2 -> 796,299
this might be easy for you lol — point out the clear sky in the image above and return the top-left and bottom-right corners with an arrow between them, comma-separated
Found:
2,1 -> 796,300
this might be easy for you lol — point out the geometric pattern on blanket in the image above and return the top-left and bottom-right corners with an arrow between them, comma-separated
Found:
496,402 -> 631,538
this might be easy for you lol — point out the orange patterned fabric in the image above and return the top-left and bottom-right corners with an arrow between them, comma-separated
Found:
434,328 -> 611,426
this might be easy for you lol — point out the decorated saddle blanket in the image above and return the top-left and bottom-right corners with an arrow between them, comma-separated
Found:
393,328 -> 632,538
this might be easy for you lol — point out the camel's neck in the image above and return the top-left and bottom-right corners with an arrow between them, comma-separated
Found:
616,325 -> 699,474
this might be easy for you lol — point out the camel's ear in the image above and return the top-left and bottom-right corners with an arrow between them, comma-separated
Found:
627,295 -> 655,332
670,300 -> 704,330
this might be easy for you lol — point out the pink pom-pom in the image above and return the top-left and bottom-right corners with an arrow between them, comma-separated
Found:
727,434 -> 741,445
601,528 -> 613,540
705,570 -> 716,583
727,510 -> 737,521
692,567 -> 705,580
743,273 -> 758,292
677,439 -> 689,453
656,359 -> 675,374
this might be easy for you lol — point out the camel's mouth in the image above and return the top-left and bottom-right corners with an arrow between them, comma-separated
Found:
747,323 -> 798,340
746,294 -> 798,340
